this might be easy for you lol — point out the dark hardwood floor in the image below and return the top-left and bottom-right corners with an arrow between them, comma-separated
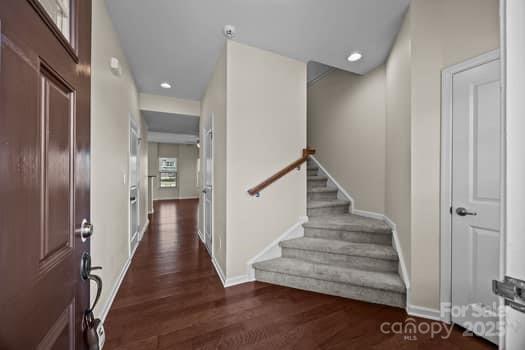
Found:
104,199 -> 496,350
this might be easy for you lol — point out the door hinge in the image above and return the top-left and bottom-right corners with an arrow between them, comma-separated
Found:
493,276 -> 525,313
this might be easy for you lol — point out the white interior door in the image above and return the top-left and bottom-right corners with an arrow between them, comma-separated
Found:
203,114 -> 214,254
451,57 -> 501,344
502,0 -> 525,348
130,123 -> 140,254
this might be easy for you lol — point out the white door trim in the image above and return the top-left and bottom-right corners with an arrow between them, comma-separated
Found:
440,49 -> 501,323
128,115 -> 140,257
202,113 -> 215,257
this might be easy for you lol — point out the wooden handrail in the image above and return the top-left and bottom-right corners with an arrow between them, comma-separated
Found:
247,148 -> 316,196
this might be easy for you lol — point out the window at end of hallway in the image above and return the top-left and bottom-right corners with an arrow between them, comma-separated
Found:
159,157 -> 177,188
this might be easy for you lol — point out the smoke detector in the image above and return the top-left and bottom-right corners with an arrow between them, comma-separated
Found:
223,25 -> 236,39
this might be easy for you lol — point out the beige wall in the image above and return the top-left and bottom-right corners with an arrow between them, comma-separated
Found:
409,0 -> 499,309
226,41 -> 307,278
148,142 -> 199,200
307,66 -> 387,213
385,10 -> 412,277
200,46 -> 228,272
90,0 -> 148,318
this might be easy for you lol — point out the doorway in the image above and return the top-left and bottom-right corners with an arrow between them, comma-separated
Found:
441,50 -> 502,344
129,119 -> 140,255
202,114 -> 214,254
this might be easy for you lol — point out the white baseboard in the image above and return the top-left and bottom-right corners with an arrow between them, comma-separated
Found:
352,209 -> 385,221
99,251 -> 135,323
309,156 -> 354,206
245,216 -> 308,280
383,216 -> 410,290
98,220 -> 147,323
211,255 -> 255,287
211,255 -> 226,286
197,229 -> 205,243
407,304 -> 441,321
139,219 -> 149,241
224,274 -> 254,287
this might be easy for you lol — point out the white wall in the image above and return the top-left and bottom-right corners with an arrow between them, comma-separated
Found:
386,10 -> 412,277
148,142 -> 199,200
226,41 -> 307,278
90,0 -> 148,318
307,66 -> 387,213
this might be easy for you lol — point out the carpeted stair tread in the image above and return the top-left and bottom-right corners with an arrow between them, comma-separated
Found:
280,237 -> 398,261
253,257 -> 405,294
307,199 -> 350,209
304,214 -> 391,234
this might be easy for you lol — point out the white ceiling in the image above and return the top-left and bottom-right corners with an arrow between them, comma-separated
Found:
106,0 -> 409,101
143,111 -> 199,135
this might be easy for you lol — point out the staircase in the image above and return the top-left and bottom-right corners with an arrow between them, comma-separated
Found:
253,160 -> 406,308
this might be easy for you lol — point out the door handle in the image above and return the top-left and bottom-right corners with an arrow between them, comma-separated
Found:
80,253 -> 103,312
456,207 -> 478,216
80,252 -> 104,349
79,219 -> 94,242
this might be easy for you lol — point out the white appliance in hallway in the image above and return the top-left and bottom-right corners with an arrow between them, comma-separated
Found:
203,114 -> 214,254
450,55 -> 501,344
130,122 -> 140,254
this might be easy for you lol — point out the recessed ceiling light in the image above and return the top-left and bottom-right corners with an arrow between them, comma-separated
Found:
160,82 -> 172,89
347,52 -> 363,62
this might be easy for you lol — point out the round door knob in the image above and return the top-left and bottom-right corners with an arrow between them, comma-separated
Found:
80,219 -> 93,242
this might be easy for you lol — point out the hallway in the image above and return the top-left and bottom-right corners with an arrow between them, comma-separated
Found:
104,200 -> 495,350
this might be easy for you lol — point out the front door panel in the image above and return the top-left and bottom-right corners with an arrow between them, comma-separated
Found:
0,0 -> 92,348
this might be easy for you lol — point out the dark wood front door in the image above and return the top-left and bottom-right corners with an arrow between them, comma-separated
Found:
0,0 -> 91,349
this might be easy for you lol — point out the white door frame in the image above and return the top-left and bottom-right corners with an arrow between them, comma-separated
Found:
440,49 -> 503,323
202,113 -> 214,256
129,115 -> 140,257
